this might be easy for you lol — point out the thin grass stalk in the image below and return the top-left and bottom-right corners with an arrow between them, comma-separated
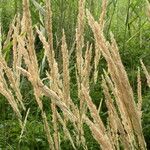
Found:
82,43 -> 92,89
15,39 -> 23,86
61,30 -> 70,107
98,98 -> 103,114
23,0 -> 38,73
140,60 -> 150,87
76,0 -> 85,78
45,1 -> 60,148
75,67 -> 87,148
12,15 -> 22,86
94,0 -> 107,83
76,0 -> 85,100
75,0 -> 87,147
76,0 -> 85,109
19,108 -> 30,142
61,30 -> 71,126
94,43 -> 101,83
12,21 -> 19,73
137,68 -> 142,120
99,0 -> 107,28
12,24 -> 22,91
3,16 -> 16,50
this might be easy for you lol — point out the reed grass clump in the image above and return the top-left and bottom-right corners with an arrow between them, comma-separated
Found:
0,0 -> 148,149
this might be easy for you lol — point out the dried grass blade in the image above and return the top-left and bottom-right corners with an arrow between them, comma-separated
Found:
140,60 -> 150,87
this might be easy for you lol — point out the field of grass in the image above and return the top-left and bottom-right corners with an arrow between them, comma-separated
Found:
0,0 -> 150,149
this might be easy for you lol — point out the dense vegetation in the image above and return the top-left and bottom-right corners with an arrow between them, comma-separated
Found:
0,0 -> 150,149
